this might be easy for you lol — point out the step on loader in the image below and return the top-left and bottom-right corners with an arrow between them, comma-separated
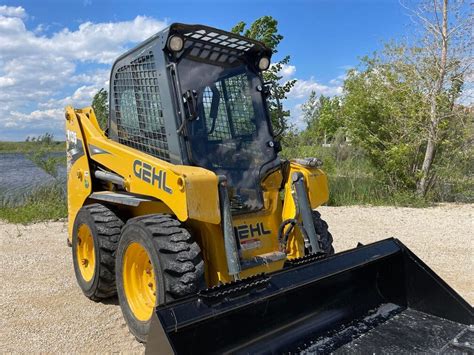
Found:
65,23 -> 473,354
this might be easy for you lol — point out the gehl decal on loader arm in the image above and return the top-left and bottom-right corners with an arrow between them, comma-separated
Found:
133,159 -> 172,194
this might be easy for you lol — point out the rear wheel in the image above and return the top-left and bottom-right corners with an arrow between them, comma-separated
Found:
116,214 -> 205,342
304,210 -> 334,255
72,203 -> 123,300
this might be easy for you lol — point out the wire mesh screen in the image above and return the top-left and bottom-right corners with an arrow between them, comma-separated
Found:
181,28 -> 254,67
113,51 -> 170,161
201,74 -> 256,141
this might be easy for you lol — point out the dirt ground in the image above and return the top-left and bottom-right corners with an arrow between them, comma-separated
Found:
1,204 -> 473,353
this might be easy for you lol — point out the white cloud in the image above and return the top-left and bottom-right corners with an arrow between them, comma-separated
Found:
281,68 -> 344,130
279,64 -> 296,80
0,7 -> 167,140
11,108 -> 64,123
0,14 -> 167,64
287,103 -> 306,130
289,77 -> 343,99
0,76 -> 16,87
5,121 -> 18,128
2,108 -> 64,137
329,73 -> 347,86
0,5 -> 26,18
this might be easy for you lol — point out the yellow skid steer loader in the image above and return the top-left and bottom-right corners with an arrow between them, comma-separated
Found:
66,23 -> 473,354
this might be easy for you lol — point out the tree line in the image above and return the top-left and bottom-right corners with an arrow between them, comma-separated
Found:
93,1 -> 472,202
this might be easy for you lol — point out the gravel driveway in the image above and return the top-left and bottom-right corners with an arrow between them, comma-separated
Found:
1,204 -> 472,353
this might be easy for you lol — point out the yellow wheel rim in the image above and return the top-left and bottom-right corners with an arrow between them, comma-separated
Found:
123,242 -> 156,321
76,224 -> 96,282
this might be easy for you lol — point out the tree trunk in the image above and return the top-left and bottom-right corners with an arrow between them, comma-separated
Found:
417,126 -> 437,195
416,0 -> 448,196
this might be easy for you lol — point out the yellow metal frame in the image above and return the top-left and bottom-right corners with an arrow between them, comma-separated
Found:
66,106 -> 329,288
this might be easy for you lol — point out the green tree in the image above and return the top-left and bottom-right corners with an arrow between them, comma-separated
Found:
27,132 -> 65,182
231,16 -> 296,134
342,42 -> 471,193
342,54 -> 428,190
341,0 -> 471,196
38,132 -> 54,145
92,88 -> 108,130
302,92 -> 344,144
398,0 -> 471,196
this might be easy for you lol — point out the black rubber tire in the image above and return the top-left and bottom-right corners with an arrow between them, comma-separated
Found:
72,203 -> 123,301
305,210 -> 334,255
116,214 -> 205,343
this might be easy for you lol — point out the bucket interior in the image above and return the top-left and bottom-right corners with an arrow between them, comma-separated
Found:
146,239 -> 473,354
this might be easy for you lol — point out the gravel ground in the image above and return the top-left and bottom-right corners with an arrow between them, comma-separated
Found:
1,204 -> 473,353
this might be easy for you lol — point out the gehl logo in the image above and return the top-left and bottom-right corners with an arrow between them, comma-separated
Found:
133,160 -> 172,194
234,222 -> 271,239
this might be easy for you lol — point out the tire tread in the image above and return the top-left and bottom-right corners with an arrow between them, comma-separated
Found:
125,214 -> 205,300
85,203 -> 123,301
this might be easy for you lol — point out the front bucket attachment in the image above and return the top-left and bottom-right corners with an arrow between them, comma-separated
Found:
146,238 -> 473,354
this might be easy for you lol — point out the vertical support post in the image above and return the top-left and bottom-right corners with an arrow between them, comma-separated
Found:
292,172 -> 322,253
218,176 -> 241,279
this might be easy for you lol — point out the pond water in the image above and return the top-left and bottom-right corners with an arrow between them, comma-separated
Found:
0,153 -> 67,205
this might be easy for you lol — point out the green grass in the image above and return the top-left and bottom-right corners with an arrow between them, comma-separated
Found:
283,144 -> 433,207
0,185 -> 67,224
0,141 -> 65,153
327,175 -> 429,207
1,141 -> 468,224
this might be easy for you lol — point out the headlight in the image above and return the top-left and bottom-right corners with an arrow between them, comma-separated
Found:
258,56 -> 270,71
167,35 -> 184,52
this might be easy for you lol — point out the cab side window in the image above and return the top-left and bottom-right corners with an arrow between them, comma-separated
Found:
113,52 -> 170,161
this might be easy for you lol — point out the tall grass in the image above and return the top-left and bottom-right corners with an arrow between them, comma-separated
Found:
282,143 -> 431,207
1,137 -> 469,224
0,140 -> 65,153
0,142 -> 67,224
0,184 -> 67,224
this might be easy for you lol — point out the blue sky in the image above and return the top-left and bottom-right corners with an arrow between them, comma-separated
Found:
0,0 -> 410,140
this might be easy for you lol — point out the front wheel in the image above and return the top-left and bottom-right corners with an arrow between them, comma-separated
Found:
304,210 -> 334,255
72,203 -> 123,300
116,214 -> 205,342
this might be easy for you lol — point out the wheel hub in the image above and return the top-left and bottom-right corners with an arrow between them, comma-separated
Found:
123,242 -> 157,321
76,224 -> 95,282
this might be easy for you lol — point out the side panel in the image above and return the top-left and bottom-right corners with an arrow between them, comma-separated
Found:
78,109 -> 221,224
65,106 -> 92,241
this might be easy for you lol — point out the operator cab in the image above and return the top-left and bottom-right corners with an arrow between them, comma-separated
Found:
108,24 -> 281,213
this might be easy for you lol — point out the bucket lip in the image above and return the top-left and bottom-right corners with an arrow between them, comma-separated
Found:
154,238 -> 403,326
161,237 -> 403,306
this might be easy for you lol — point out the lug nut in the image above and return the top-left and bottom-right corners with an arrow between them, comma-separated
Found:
81,259 -> 88,266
